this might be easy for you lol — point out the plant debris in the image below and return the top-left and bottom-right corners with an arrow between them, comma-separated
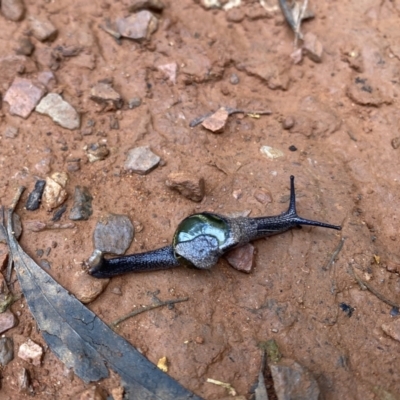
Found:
206,378 -> 237,396
0,187 -> 202,400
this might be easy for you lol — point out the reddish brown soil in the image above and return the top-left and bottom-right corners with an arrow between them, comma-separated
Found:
1,0 -> 400,399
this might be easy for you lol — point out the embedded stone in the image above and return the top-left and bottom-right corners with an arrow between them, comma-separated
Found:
69,186 -> 93,221
124,146 -> 160,175
0,311 -> 17,334
116,11 -> 158,41
93,213 -> 134,255
166,172 -> 205,202
1,0 -> 25,21
18,339 -> 43,366
28,15 -> 58,42
303,32 -> 323,63
4,77 -> 46,119
225,244 -> 255,273
0,337 -> 14,366
90,82 -> 122,109
25,180 -> 46,211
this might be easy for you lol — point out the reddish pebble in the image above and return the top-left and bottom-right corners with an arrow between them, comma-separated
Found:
225,243 -> 255,273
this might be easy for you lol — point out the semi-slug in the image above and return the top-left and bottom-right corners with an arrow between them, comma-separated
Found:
89,176 -> 341,278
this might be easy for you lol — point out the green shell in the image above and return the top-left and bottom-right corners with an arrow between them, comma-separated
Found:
173,213 -> 231,268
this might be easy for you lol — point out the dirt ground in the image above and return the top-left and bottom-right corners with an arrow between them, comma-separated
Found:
1,0 -> 400,399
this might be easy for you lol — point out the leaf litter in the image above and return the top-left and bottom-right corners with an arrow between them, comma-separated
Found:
0,187 -> 202,400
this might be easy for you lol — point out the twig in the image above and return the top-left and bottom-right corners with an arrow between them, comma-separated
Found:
110,297 -> 189,328
6,187 -> 25,282
349,264 -> 399,309
323,237 -> 345,271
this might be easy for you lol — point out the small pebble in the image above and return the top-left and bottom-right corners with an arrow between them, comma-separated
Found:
42,172 -> 68,211
202,107 -> 229,133
254,189 -> 272,205
1,0 -> 25,21
128,97 -> 142,109
109,115 -> 120,130
36,93 -> 80,130
124,146 -> 160,175
69,186 -> 93,221
4,126 -> 19,138
18,339 -> 43,366
25,180 -> 46,211
226,7 -> 245,23
382,319 -> 400,342
288,145 -> 297,152
303,32 -> 323,63
166,172 -> 205,202
0,337 -> 14,366
93,213 -> 134,255
391,137 -> 400,149
52,204 -> 67,221
282,116 -> 295,130
86,143 -> 109,162
229,73 -> 240,85
28,15 -> 58,42
68,270 -> 109,303
4,77 -> 46,119
225,244 -> 255,273
116,11 -> 158,41
157,63 -> 177,84
90,82 -> 123,110
0,311 -> 17,334
15,37 -> 34,56
260,145 -> 284,159
18,368 -> 32,394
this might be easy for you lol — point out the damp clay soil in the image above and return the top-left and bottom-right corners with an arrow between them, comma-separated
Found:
1,0 -> 400,399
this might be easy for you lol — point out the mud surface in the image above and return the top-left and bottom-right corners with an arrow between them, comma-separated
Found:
0,0 -> 400,399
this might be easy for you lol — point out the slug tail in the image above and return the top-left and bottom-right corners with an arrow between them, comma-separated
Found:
88,245 -> 180,278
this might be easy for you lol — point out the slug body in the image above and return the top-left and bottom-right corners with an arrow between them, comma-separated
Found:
89,176 -> 341,278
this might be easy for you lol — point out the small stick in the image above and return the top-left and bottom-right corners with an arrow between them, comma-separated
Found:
349,264 -> 399,309
6,187 -> 25,282
9,186 -> 25,213
323,237 -> 345,271
110,297 -> 189,328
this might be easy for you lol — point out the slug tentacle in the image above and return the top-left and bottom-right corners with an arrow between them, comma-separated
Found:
251,175 -> 341,238
89,245 -> 180,278
88,176 -> 342,278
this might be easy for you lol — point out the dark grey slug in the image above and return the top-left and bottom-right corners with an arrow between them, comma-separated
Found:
89,176 -> 341,278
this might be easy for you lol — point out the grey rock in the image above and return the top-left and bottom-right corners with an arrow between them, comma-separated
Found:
69,186 -> 93,221
28,15 -> 58,42
4,77 -> 46,119
1,0 -> 25,21
128,97 -> 142,109
25,180 -> 46,211
0,337 -> 14,367
0,311 -> 17,334
303,32 -> 323,63
124,146 -> 160,175
116,11 -> 158,41
90,82 -> 123,109
229,73 -> 240,85
94,213 -> 134,255
270,359 -> 320,400
35,93 -> 80,130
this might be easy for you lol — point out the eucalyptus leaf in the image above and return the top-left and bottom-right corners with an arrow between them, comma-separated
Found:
1,196 -> 202,400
